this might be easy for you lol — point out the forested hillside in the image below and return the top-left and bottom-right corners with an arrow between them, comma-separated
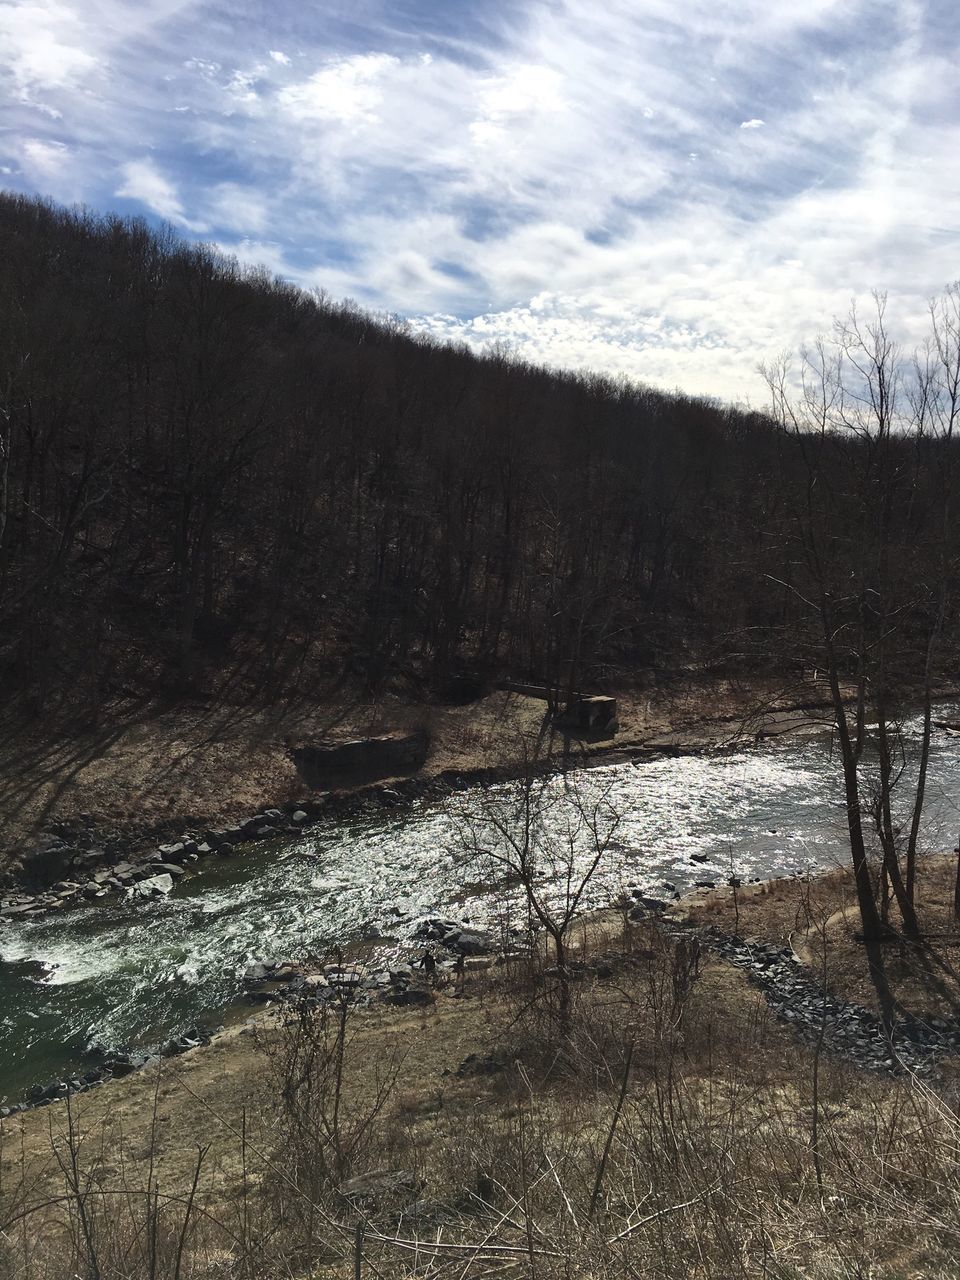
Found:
0,193 -> 954,714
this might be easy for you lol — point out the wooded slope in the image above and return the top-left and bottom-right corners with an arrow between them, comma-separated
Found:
0,193 -> 949,712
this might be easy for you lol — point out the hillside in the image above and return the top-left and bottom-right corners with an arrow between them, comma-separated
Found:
0,192 -> 801,721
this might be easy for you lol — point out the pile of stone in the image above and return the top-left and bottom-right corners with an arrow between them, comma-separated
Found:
666,921 -> 960,1077
412,915 -> 495,956
0,804 -> 324,923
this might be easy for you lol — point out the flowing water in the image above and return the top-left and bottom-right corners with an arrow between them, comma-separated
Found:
3,711 -> 960,1102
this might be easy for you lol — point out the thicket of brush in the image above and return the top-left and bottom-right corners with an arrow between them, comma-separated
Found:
3,919 -> 960,1279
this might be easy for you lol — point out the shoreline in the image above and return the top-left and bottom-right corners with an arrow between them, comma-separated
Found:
0,675 -> 842,907
8,850 -> 960,1119
3,676 -> 959,1116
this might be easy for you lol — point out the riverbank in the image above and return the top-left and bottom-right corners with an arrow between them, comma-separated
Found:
0,670 -> 835,887
681,851 -> 960,1058
4,870 -> 960,1278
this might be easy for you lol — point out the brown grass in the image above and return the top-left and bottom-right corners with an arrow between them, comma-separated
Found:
684,853 -> 960,1031
5,909 -> 960,1278
0,672 -> 829,864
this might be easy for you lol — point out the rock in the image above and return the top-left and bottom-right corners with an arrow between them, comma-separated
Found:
134,873 -> 174,897
389,987 -> 435,1007
150,862 -> 187,878
291,810 -> 308,824
291,731 -> 429,789
630,893 -> 668,913
105,1051 -> 150,1077
450,929 -> 494,956
323,964 -> 367,987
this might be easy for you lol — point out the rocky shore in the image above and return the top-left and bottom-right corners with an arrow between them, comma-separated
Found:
661,917 -> 960,1076
0,730 -> 778,922
1,910 -> 506,1116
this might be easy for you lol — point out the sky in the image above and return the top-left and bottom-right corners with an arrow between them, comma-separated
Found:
2,0 -> 959,402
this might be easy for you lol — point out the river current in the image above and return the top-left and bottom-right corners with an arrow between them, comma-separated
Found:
3,711 -> 960,1102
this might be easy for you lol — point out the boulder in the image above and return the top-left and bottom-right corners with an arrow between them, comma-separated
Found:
323,964 -> 367,987
291,731 -> 429,789
389,987 -> 435,1007
150,862 -> 187,879
134,873 -> 174,897
450,929 -> 494,956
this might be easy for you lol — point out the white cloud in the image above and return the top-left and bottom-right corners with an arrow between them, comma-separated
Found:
3,0 -> 959,401
184,58 -> 221,77
22,137 -> 70,177
205,183 -> 268,234
0,1 -> 98,101
115,158 -> 205,231
279,53 -> 399,124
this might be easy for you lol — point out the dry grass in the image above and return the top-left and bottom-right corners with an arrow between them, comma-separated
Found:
684,853 -> 960,1031
0,672 -> 829,862
5,911 -> 960,1278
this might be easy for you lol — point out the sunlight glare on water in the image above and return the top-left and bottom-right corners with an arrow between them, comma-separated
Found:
2,710 -> 960,1100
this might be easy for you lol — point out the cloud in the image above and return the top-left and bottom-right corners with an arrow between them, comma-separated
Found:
0,2 -> 98,102
22,137 -> 70,177
278,53 -> 400,124
205,183 -> 268,233
115,157 -> 206,230
2,0 -> 959,401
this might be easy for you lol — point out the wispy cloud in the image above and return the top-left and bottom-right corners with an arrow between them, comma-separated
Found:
116,158 -> 206,231
2,0 -> 959,400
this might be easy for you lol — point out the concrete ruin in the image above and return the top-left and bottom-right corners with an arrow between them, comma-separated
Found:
290,731 -> 430,789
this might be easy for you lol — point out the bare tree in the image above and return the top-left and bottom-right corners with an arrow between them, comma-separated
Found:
762,290 -> 959,940
460,747 -> 620,1038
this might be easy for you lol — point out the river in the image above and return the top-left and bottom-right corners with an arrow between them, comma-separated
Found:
3,711 -> 960,1102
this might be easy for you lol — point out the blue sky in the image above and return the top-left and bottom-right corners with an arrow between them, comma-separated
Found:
2,0 -> 959,400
